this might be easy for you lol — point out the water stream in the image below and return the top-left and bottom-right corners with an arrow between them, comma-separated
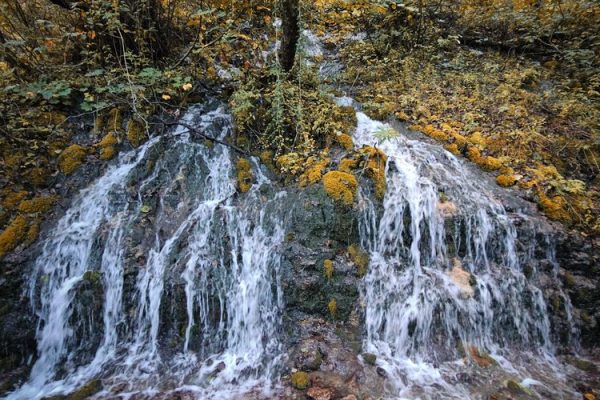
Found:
8,103 -> 286,400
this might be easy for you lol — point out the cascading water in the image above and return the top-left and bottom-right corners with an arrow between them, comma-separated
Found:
8,103 -> 286,400
338,96 -> 579,399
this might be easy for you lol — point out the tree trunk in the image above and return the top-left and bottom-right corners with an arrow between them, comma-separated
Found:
279,0 -> 299,72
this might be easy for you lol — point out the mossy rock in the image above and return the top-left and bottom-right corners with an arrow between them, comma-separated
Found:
291,371 -> 310,390
322,170 -> 357,206
127,117 -> 147,148
58,144 -> 87,175
566,357 -> 597,372
236,158 -> 254,193
363,353 -> 377,366
0,216 -> 28,258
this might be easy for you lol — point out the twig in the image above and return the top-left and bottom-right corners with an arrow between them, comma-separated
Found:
159,119 -> 249,155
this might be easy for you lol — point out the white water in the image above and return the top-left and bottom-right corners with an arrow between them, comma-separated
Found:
339,97 -> 577,398
8,105 -> 286,400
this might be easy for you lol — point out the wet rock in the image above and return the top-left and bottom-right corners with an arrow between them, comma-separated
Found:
307,386 -> 333,400
362,353 -> 377,366
448,258 -> 474,298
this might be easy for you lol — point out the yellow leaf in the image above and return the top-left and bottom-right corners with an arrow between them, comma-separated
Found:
182,83 -> 192,91
162,94 -> 171,100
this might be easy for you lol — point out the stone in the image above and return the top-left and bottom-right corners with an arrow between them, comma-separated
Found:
448,258 -> 474,298
307,386 -> 333,400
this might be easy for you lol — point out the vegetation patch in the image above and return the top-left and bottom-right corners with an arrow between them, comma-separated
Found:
236,158 -> 254,193
322,171 -> 357,206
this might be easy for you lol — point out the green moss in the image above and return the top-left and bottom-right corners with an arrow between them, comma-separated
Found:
65,379 -> 102,400
506,380 -> 533,396
323,259 -> 334,280
567,357 -> 597,372
290,371 -> 310,390
126,117 -> 147,148
322,170 -> 357,206
82,270 -> 102,285
0,215 -> 28,258
58,144 -> 87,175
26,219 -> 40,244
363,353 -> 377,365
236,158 -> 254,193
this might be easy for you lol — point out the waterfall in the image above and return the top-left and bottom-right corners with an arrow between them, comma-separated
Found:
8,103 -> 286,400
341,97 -> 578,398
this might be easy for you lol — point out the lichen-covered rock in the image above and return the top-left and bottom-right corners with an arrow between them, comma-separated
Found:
98,132 -> 118,161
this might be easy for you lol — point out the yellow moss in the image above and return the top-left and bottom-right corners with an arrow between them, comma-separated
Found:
18,196 -> 56,214
0,215 -> 28,258
58,144 -> 87,175
26,220 -> 40,244
328,298 -> 337,318
126,118 -> 147,148
259,150 -> 276,172
93,113 -> 106,134
324,259 -> 334,280
299,158 -> 330,187
467,146 -> 482,163
538,191 -> 571,222
480,155 -> 503,171
449,131 -> 468,147
39,111 -> 66,127
444,143 -> 461,155
339,157 -> 359,173
421,124 -> 449,142
496,175 -> 517,187
348,244 -> 369,276
468,131 -> 487,146
359,146 -> 387,199
23,167 -> 49,187
236,158 -> 254,193
98,133 -> 118,160
322,170 -> 357,206
290,371 -> 310,390
2,191 -> 28,210
276,153 -> 304,176
107,108 -> 123,133
336,133 -> 354,151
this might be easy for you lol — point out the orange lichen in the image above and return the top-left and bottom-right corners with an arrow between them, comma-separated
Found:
18,196 -> 56,214
467,146 -> 482,163
322,170 -> 357,206
236,158 -> 254,193
480,155 -> 503,171
58,144 -> 87,175
336,133 -> 354,150
299,158 -> 330,187
468,131 -> 487,146
0,215 -> 28,258
23,167 -> 49,187
468,345 -> 496,368
348,244 -> 369,276
496,175 -> 517,187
